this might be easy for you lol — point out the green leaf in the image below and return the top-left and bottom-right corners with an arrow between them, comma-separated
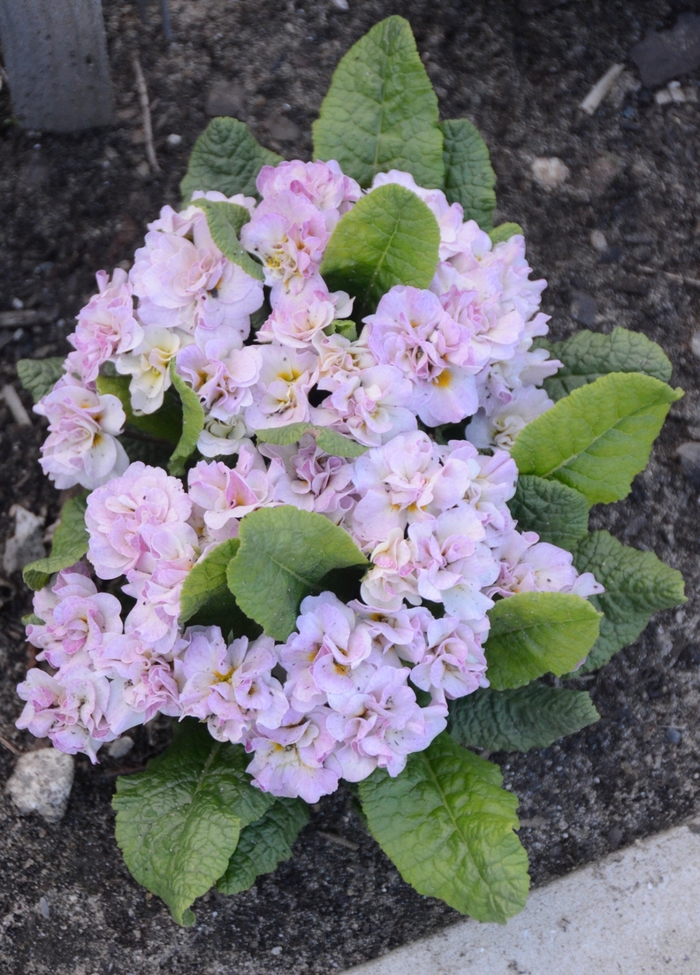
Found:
313,16 -> 444,189
113,720 -> 272,926
449,684 -> 600,753
510,373 -> 683,505
256,422 -> 368,458
196,199 -> 264,281
217,797 -> 309,895
325,318 -> 358,341
22,612 -> 44,626
544,328 -> 673,401
358,733 -> 528,922
320,184 -> 440,319
23,496 -> 88,590
508,475 -> 590,551
16,357 -> 65,403
485,592 -> 601,690
489,222 -> 523,245
180,117 -> 281,202
572,530 -> 686,674
440,119 -> 496,229
180,539 -> 238,624
227,506 -> 368,641
168,362 -> 205,477
96,372 -> 181,445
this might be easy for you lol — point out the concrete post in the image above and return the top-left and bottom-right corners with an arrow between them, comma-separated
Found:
0,0 -> 114,131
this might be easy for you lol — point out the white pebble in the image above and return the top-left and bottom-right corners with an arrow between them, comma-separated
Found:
271,946 -> 283,956
590,229 -> 608,252
7,749 -> 75,824
107,736 -> 134,759
691,331 -> 700,358
531,157 -> 570,191
11,297 -> 24,310
331,0 -> 349,9
166,133 -> 182,146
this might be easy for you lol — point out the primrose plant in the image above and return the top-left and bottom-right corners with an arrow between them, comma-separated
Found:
16,17 -> 686,926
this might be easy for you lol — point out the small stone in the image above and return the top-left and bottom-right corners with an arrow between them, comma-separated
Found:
270,946 -> 283,956
590,229 -> 608,252
2,505 -> 45,574
107,736 -> 134,759
531,157 -> 570,191
669,80 -> 686,103
135,161 -> 151,178
11,297 -> 24,310
331,0 -> 349,9
586,155 -> 623,200
607,826 -> 623,850
266,117 -> 301,142
570,292 -> 597,327
206,79 -> 246,118
39,896 -> 50,919
677,442 -> 700,488
665,727 -> 682,745
166,133 -> 182,147
655,88 -> 673,106
631,13 -> 700,88
6,749 -> 75,824
690,331 -> 700,358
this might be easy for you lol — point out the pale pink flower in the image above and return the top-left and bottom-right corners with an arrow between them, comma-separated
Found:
257,159 -> 360,229
95,633 -> 180,721
35,376 -> 128,490
411,616 -> 489,700
116,325 -> 190,414
349,601 -> 432,666
488,530 -> 604,599
465,386 -> 554,451
187,445 -> 276,542
176,337 -> 262,422
244,345 -> 318,429
257,287 -> 353,349
315,365 -> 416,448
262,435 -> 357,521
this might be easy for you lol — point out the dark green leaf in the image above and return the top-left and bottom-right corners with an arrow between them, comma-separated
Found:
96,372 -> 181,445
508,475 -> 590,551
23,496 -> 88,590
440,118 -> 496,229
180,117 -> 281,202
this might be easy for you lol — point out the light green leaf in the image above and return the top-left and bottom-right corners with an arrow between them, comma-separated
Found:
312,16 -> 444,189
180,538 -> 237,622
325,318 -> 358,341
485,592 -> 601,690
508,475 -> 590,551
320,183 -> 440,319
544,328 -> 673,401
572,530 -> 686,674
168,362 -> 205,477
449,684 -> 600,753
22,612 -> 44,626
180,117 -> 281,202
16,357 -> 65,403
113,720 -> 272,926
358,733 -> 529,923
217,797 -> 309,895
227,506 -> 368,641
196,199 -> 264,280
440,118 -> 496,229
96,372 -> 181,444
23,496 -> 88,590
489,222 -> 523,245
510,372 -> 683,505
256,422 -> 368,458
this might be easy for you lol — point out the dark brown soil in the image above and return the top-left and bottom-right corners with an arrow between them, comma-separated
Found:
1,2 -> 699,973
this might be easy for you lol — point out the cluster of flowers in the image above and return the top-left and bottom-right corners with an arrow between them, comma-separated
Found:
18,159 -> 603,802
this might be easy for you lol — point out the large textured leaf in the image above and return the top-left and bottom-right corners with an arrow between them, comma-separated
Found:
217,798 -> 309,896
544,328 -> 673,401
358,733 -> 528,923
449,684 -> 600,753
16,357 -> 65,403
312,16 -> 444,189
113,721 -> 272,926
440,118 -> 496,229
196,199 -> 264,281
168,362 -> 205,477
96,372 -> 181,444
508,475 -> 590,551
320,184 -> 440,319
489,222 -> 523,245
180,117 -> 281,202
485,592 -> 601,690
227,506 -> 368,641
256,422 -> 368,458
510,373 -> 683,505
23,496 -> 88,590
572,531 -> 686,674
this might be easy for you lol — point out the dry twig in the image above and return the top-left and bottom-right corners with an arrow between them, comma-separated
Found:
0,734 -> 23,756
131,54 -> 160,174
639,265 -> 700,288
579,64 -> 624,115
0,309 -> 54,329
316,830 -> 360,851
2,385 -> 32,427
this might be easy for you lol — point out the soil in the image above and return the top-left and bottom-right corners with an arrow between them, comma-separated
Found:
1,1 -> 700,973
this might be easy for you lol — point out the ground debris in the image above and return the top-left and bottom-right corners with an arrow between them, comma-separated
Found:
630,13 -> 700,88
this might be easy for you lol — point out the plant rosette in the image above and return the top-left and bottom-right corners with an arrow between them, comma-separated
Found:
15,17 -> 686,928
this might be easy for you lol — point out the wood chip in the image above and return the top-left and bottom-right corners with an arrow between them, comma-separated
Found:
2,385 -> 32,426
579,64 -> 624,115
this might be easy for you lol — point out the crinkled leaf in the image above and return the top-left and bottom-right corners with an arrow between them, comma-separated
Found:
256,422 -> 368,458
326,318 -> 358,341
113,720 -> 272,926
179,539 -> 259,638
358,733 -> 529,923
510,373 -> 683,505
217,797 -> 309,895
227,506 -> 368,641
23,496 -> 88,590
320,184 -> 440,319
485,592 -> 601,690
489,222 -> 523,245
168,362 -> 205,476
96,372 -> 181,444
22,612 -> 44,626
508,475 -> 590,551
544,328 -> 673,401
440,118 -> 496,229
449,684 -> 600,753
572,530 -> 686,674
180,117 -> 281,202
196,199 -> 264,281
313,16 -> 444,189
16,357 -> 65,403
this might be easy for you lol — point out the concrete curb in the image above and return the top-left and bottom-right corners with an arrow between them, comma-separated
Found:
344,820 -> 700,975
